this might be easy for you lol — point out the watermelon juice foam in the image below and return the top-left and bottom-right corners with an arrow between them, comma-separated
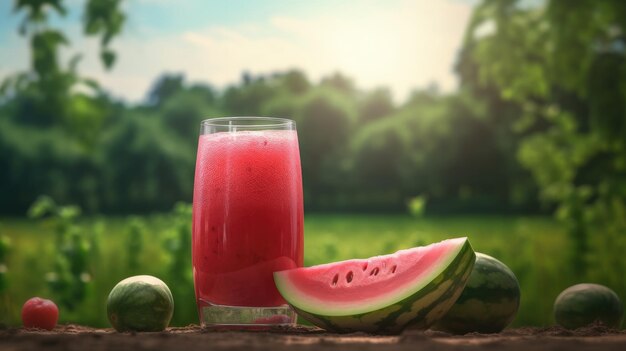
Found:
192,117 -> 304,326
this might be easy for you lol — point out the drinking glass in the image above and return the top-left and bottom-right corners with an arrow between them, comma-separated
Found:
192,117 -> 304,326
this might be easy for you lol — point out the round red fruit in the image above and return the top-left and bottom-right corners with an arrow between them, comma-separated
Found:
22,297 -> 59,330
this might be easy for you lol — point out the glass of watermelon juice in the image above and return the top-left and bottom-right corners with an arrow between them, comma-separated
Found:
192,117 -> 304,326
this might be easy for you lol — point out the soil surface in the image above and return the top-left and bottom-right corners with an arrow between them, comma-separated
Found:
1,324 -> 625,351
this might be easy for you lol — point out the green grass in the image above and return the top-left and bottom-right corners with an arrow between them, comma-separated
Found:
0,215 -> 569,328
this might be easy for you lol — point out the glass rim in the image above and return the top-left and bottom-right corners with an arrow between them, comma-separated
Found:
200,116 -> 294,128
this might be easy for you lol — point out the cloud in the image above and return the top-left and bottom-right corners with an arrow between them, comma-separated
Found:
1,0 -> 473,103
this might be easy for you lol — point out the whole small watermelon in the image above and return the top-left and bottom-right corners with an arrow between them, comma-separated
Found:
554,283 -> 623,329
433,252 -> 520,334
107,275 -> 174,332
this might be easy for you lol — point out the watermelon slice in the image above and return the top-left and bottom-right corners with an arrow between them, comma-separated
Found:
274,237 -> 475,333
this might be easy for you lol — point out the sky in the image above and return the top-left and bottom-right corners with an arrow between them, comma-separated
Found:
0,0 -> 478,104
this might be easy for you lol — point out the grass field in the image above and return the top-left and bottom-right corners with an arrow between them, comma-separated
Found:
0,214 -> 572,328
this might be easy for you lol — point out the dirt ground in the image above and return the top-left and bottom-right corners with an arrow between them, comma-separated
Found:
1,324 -> 625,351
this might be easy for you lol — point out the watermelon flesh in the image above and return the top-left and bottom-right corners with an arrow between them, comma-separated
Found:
274,237 -> 475,333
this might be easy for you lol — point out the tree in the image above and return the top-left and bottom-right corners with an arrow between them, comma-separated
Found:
461,0 -> 626,284
297,87 -> 356,209
147,73 -> 186,106
1,0 -> 124,132
221,72 -> 278,115
279,69 -> 310,95
160,89 -> 220,139
358,88 -> 394,124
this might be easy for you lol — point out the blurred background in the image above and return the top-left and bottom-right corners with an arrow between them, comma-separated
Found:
0,0 -> 625,328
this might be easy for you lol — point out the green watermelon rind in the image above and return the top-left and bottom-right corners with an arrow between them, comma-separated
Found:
433,252 -> 521,334
107,275 -> 175,332
275,238 -> 472,316
277,238 -> 476,333
554,283 -> 624,330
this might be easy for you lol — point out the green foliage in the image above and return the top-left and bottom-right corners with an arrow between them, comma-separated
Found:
0,0 -> 544,215
0,214 -> 577,327
126,218 -> 144,273
31,30 -> 68,78
84,0 -> 125,69
161,88 -> 219,138
162,203 -> 194,325
222,73 -> 279,115
4,0 -> 124,134
28,196 -> 90,310
147,74 -> 186,106
349,107 -> 417,207
99,111 -> 195,212
281,70 -> 310,95
0,263 -> 6,295
0,225 -> 9,326
462,0 -> 626,281
297,86 -> 356,207
407,196 -> 427,217
163,203 -> 191,280
0,227 -> 10,294
358,88 -> 393,124
15,0 -> 67,35
0,234 -> 10,265
1,0 -> 621,221
0,68 -> 541,214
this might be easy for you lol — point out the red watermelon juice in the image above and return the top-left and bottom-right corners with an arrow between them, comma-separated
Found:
192,120 -> 304,325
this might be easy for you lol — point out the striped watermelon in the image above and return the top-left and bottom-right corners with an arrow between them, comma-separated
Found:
554,283 -> 623,329
432,253 -> 520,334
273,237 -> 475,333
107,275 -> 174,332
